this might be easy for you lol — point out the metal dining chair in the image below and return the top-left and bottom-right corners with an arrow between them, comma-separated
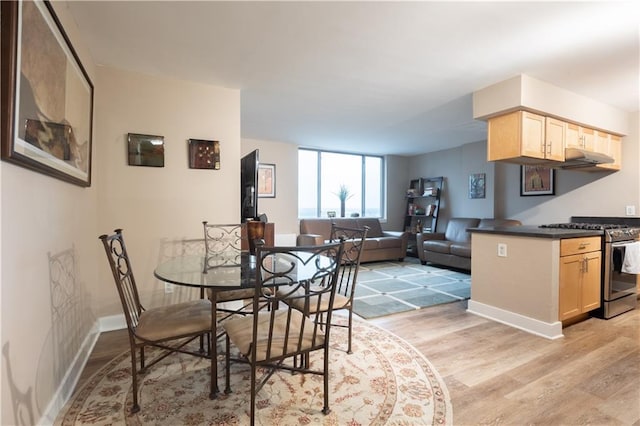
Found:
279,223 -> 369,354
222,241 -> 344,425
99,229 -> 212,413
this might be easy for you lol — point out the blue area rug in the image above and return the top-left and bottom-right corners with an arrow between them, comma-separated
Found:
353,258 -> 471,319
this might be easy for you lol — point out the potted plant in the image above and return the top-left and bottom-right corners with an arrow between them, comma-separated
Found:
334,184 -> 354,217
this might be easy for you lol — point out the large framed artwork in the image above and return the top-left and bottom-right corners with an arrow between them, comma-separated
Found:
521,165 -> 555,196
1,1 -> 94,187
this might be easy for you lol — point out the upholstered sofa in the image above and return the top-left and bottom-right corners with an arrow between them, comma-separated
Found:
416,218 -> 522,271
297,218 -> 409,263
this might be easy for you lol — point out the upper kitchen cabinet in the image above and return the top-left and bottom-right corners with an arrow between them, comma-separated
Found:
597,134 -> 621,171
487,110 -> 564,163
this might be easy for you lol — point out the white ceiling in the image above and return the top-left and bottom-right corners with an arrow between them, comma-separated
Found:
65,1 -> 639,156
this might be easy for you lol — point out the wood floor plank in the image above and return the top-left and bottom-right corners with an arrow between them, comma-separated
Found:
74,298 -> 640,425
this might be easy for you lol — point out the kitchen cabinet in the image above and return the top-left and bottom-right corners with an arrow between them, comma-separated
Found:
487,111 -> 564,163
565,123 -> 595,151
596,134 -> 621,171
558,236 -> 601,321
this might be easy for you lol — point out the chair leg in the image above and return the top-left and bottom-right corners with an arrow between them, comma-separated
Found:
250,362 -> 256,426
322,347 -> 330,415
130,349 -> 140,413
347,309 -> 354,354
224,335 -> 232,394
139,346 -> 145,372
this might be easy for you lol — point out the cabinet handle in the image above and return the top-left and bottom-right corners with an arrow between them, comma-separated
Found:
547,141 -> 552,155
578,243 -> 587,250
584,257 -> 588,273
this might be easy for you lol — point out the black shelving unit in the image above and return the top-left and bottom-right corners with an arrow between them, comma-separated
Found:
404,176 -> 444,256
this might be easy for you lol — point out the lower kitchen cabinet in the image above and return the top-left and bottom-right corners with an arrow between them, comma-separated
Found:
558,237 -> 601,321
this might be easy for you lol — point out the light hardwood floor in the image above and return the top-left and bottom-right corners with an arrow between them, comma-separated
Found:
76,301 -> 640,425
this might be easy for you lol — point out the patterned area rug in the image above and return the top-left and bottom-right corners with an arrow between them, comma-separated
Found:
55,319 -> 452,425
354,259 -> 471,319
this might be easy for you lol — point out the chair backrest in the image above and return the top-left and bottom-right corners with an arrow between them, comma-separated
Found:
330,223 -> 369,299
253,241 -> 344,361
99,229 -> 143,332
202,222 -> 242,267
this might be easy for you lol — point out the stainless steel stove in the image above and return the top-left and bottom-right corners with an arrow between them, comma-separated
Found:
539,221 -> 640,318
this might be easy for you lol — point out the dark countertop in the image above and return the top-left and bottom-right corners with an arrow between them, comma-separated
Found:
468,225 -> 604,239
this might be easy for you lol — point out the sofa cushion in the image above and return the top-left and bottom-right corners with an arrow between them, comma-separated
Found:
355,218 -> 384,238
423,240 -> 452,254
443,218 -> 481,243
363,236 -> 402,250
450,242 -> 471,258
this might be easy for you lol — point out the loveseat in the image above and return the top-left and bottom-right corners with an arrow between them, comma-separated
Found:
416,218 -> 522,271
297,218 -> 409,263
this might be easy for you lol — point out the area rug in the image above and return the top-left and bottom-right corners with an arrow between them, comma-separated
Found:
55,319 -> 452,425
353,259 -> 470,319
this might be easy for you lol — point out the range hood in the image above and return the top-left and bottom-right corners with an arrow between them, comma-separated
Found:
561,147 -> 614,169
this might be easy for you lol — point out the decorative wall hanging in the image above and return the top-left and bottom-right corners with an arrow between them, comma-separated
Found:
127,133 -> 164,167
468,173 -> 486,199
188,139 -> 220,169
0,1 -> 94,187
521,165 -> 555,196
258,163 -> 276,198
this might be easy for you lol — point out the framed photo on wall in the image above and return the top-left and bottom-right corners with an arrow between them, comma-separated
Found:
469,173 -> 486,199
258,163 -> 275,198
521,165 -> 555,196
1,1 -> 94,186
188,139 -> 220,169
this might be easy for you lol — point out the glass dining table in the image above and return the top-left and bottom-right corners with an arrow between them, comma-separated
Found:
153,250 -> 335,399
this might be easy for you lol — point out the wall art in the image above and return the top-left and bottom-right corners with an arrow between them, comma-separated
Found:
521,165 -> 555,196
127,133 -> 164,167
258,163 -> 275,198
188,139 -> 220,169
469,173 -> 486,199
1,1 -> 94,186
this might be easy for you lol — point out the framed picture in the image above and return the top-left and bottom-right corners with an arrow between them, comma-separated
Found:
469,173 -> 486,199
0,1 -> 94,187
521,165 -> 555,196
188,139 -> 220,169
127,133 -> 164,167
258,163 -> 276,198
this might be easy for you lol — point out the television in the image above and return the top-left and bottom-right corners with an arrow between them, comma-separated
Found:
240,149 -> 259,222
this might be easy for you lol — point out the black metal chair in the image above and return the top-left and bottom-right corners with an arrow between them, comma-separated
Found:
99,229 -> 211,413
222,241 -> 344,425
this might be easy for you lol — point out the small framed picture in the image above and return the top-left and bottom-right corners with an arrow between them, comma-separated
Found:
127,133 -> 164,167
469,173 -> 486,199
258,163 -> 276,198
188,139 -> 220,169
521,165 -> 555,196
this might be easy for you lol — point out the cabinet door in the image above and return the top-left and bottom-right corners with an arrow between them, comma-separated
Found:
581,251 -> 601,312
559,253 -> 582,321
565,123 -> 582,148
581,127 -> 595,151
597,134 -> 621,171
520,112 -> 546,159
545,118 -> 565,161
594,131 -> 610,155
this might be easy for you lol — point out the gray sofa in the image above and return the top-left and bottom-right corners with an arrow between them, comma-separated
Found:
416,218 -> 522,271
297,218 -> 409,263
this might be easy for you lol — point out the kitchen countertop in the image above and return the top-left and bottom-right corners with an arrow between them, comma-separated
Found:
468,225 -> 604,239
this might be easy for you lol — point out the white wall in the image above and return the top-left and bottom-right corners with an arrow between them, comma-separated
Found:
94,66 -> 241,317
1,2 -> 98,423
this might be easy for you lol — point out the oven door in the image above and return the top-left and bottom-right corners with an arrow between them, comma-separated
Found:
608,241 -> 639,301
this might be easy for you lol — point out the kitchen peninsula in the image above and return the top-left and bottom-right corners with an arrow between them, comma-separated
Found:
467,225 -> 603,339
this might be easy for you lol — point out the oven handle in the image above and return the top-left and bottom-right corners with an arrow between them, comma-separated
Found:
611,241 -> 638,248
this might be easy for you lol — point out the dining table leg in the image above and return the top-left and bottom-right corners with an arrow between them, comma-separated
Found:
209,289 -> 219,399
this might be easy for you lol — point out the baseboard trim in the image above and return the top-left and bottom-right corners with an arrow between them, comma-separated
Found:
467,300 -> 564,340
38,314 -> 127,425
38,321 -> 101,425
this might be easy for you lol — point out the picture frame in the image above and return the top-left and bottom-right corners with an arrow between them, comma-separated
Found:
188,139 -> 220,169
0,1 -> 94,187
127,133 -> 164,167
258,163 -> 276,198
469,173 -> 486,199
521,165 -> 555,196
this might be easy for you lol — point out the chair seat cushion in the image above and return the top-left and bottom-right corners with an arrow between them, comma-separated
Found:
209,287 -> 256,302
135,299 -> 211,342
423,240 -> 452,254
276,287 -> 350,313
223,310 -> 325,361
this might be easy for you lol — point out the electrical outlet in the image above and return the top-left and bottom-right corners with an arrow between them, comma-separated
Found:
164,283 -> 174,293
626,205 -> 636,216
497,243 -> 507,257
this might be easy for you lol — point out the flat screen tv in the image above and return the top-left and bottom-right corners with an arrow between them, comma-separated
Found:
240,149 -> 259,222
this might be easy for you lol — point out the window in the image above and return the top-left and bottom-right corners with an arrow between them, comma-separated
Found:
298,149 -> 384,219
